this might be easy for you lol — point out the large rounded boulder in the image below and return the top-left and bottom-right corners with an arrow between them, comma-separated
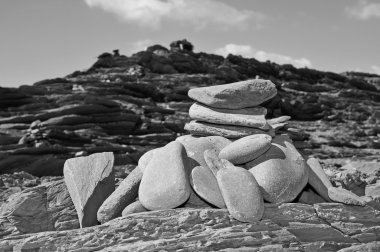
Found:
245,135 -> 309,203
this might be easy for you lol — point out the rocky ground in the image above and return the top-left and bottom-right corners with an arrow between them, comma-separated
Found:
0,40 -> 379,251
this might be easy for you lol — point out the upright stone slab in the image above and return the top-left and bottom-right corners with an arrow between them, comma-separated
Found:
188,79 -> 277,109
219,134 -> 272,164
139,141 -> 191,210
185,120 -> 274,139
306,158 -> 333,202
63,152 -> 115,228
189,103 -> 269,129
246,135 -> 308,203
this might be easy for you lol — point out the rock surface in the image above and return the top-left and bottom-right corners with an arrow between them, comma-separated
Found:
1,203 -> 380,251
139,141 -> 191,210
63,152 -> 115,227
188,79 -> 277,109
0,180 -> 78,238
189,102 -> 269,129
219,134 -> 272,164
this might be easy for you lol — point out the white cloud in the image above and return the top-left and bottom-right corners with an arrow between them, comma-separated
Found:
129,39 -> 153,53
215,44 -> 312,68
84,0 -> 264,29
346,0 -> 380,20
371,65 -> 380,75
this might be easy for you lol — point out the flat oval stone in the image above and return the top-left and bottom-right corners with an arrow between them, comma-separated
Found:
139,141 -> 191,210
246,135 -> 309,203
185,120 -> 275,139
121,200 -> 148,216
189,102 -> 269,129
219,134 -> 272,164
188,79 -> 277,109
217,162 -> 264,223
97,167 -> 143,224
176,135 -> 231,168
190,166 -> 225,209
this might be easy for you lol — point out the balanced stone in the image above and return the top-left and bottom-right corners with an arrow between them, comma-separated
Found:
97,167 -> 143,224
139,141 -> 191,210
121,200 -> 148,216
189,102 -> 269,129
306,158 -> 333,202
188,79 -> 277,109
176,135 -> 231,168
204,150 -> 264,222
63,152 -> 115,228
246,135 -> 309,203
190,166 -> 225,208
219,134 -> 272,164
185,120 -> 274,139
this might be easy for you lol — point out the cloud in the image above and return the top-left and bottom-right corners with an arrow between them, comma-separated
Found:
84,0 -> 264,29
215,44 -> 312,68
346,0 -> 380,20
371,65 -> 380,75
129,39 -> 153,53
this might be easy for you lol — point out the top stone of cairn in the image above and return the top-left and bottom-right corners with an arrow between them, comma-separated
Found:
188,79 -> 277,109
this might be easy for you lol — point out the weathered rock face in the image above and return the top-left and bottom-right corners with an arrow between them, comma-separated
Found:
63,152 -> 115,227
189,102 -> 269,129
246,135 -> 309,203
0,180 -> 78,238
139,141 -> 191,210
1,203 -> 380,251
188,79 -> 277,109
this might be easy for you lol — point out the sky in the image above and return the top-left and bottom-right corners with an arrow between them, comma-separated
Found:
1,0 -> 380,87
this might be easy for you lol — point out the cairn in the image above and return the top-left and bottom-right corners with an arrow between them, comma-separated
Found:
63,79 -> 367,227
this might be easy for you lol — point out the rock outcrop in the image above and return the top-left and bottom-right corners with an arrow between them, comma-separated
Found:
0,40 -> 379,250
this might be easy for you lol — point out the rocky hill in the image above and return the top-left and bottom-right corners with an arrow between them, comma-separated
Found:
0,39 -> 379,251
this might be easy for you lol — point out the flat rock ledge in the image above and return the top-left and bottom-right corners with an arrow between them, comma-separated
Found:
1,203 -> 380,252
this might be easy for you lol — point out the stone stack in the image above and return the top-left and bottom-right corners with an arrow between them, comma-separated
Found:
60,79 -> 369,227
185,79 -> 277,139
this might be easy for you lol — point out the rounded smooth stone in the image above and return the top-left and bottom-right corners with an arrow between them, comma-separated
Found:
190,166 -> 226,208
138,148 -> 159,173
121,200 -> 147,216
139,141 -> 191,210
217,163 -> 264,223
176,135 -> 231,168
97,167 -> 142,223
219,134 -> 272,164
246,135 -> 309,203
